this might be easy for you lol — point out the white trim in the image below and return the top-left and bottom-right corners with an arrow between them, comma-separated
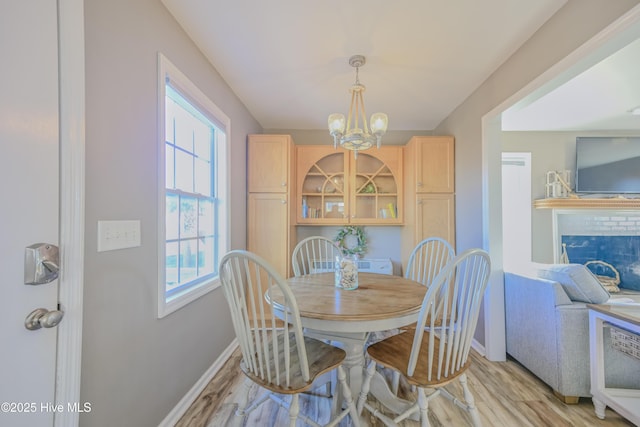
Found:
158,339 -> 239,427
471,338 -> 486,357
54,0 -> 85,426
480,5 -> 640,362
157,53 -> 231,318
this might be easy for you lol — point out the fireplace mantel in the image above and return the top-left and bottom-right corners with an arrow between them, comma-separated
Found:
534,197 -> 640,209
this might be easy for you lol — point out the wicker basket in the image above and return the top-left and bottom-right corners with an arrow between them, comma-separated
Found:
609,324 -> 640,360
585,260 -> 621,293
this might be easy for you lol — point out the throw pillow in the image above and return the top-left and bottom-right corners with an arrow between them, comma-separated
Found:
536,263 -> 610,304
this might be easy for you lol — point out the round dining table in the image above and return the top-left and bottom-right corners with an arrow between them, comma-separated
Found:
266,271 -> 427,417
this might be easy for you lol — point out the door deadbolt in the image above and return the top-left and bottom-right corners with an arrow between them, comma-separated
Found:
24,243 -> 59,285
25,308 -> 64,330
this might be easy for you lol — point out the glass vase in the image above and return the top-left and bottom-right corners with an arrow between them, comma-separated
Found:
335,255 -> 358,290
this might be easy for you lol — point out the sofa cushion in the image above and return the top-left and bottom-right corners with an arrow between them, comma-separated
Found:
536,263 -> 610,304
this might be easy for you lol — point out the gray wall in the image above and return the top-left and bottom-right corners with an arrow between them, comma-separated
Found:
433,0 -> 639,348
82,0 -> 261,425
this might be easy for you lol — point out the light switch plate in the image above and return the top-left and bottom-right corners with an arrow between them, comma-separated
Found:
97,220 -> 141,252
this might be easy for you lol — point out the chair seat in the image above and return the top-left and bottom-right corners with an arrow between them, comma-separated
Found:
241,333 -> 346,394
366,329 -> 470,388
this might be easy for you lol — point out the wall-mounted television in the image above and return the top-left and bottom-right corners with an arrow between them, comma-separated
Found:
575,136 -> 640,194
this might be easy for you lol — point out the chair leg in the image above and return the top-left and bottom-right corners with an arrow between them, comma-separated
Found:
460,373 -> 482,427
288,394 -> 299,427
417,388 -> 431,427
235,377 -> 252,416
357,360 -> 376,414
391,371 -> 400,395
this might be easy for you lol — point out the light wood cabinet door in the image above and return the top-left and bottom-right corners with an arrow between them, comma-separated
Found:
248,134 -> 292,193
402,136 -> 455,270
296,145 -> 348,224
296,145 -> 403,225
415,193 -> 455,246
409,136 -> 454,193
247,193 -> 291,279
350,146 -> 403,224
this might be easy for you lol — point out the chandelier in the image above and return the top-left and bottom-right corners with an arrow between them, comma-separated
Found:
328,55 -> 388,157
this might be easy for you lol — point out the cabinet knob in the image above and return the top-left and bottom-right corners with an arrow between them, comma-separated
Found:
417,182 -> 423,187
281,199 -> 287,204
281,182 -> 286,187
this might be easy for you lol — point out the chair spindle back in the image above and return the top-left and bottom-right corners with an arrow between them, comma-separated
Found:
408,248 -> 491,381
292,236 -> 343,276
219,250 -> 310,387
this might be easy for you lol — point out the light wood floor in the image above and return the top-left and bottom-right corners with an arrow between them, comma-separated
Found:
175,346 -> 634,427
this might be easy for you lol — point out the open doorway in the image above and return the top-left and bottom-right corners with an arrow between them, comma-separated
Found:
482,6 -> 640,361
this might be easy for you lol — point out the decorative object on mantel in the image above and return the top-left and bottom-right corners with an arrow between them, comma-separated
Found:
328,55 -> 388,158
585,260 -> 621,293
561,247 -> 620,293
545,170 -> 577,199
335,226 -> 367,257
559,243 -> 570,264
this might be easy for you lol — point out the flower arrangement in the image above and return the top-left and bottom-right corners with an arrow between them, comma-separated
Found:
335,226 -> 367,257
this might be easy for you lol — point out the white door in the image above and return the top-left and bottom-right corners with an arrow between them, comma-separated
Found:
0,2 -> 60,426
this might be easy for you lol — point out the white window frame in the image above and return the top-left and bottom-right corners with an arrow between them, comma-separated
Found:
157,53 -> 230,318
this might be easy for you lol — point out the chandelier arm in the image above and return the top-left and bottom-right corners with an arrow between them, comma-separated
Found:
347,89 -> 358,134
358,90 -> 370,135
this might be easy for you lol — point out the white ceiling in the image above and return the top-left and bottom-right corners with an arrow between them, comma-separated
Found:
161,0 -> 640,133
503,36 -> 640,131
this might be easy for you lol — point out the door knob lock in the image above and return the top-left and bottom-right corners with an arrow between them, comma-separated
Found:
25,308 -> 64,330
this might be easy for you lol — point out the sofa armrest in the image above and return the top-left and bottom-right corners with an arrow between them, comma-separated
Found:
504,273 -> 572,391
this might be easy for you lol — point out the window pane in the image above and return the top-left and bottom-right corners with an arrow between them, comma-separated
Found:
165,242 -> 179,288
199,199 -> 213,236
165,143 -> 175,189
174,107 -> 194,152
180,196 -> 197,238
198,237 -> 215,276
175,149 -> 194,192
180,240 -> 197,283
165,101 -> 175,144
195,158 -> 211,196
166,193 -> 179,240
194,126 -> 211,161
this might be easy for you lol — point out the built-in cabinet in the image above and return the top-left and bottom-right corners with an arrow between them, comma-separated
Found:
247,134 -> 296,281
401,136 -> 455,268
296,145 -> 403,225
247,134 -> 456,280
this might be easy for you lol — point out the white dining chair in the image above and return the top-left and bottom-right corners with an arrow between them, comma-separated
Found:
358,248 -> 491,427
386,236 -> 455,395
405,237 -> 455,286
219,250 -> 360,427
292,236 -> 343,276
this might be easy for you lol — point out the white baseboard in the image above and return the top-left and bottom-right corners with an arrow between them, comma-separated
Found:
158,338 -> 239,427
471,338 -> 486,357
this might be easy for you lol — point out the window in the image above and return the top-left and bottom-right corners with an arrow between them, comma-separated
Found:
158,54 -> 229,317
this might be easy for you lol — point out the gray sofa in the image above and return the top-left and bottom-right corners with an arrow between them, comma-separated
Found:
504,264 -> 640,403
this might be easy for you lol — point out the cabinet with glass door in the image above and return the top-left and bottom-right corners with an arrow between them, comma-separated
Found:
296,145 -> 403,225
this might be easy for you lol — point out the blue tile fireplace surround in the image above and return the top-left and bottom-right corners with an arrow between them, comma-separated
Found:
555,210 -> 640,291
562,235 -> 640,291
